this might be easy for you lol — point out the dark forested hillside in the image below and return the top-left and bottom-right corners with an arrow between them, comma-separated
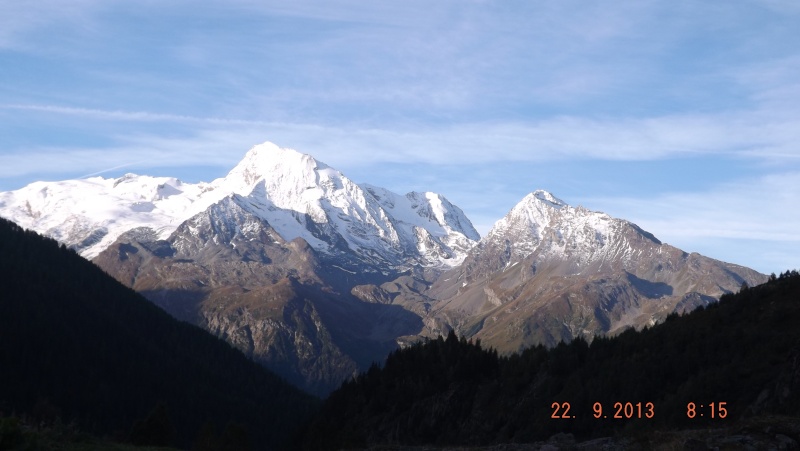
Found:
304,271 -> 800,449
0,217 -> 318,450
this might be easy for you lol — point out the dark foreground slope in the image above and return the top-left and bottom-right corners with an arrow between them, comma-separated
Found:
0,217 -> 318,450
304,271 -> 800,449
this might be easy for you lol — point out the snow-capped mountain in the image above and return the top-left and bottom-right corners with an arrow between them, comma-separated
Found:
0,142 -> 479,268
217,143 -> 479,268
0,174 -> 215,258
459,189 -> 665,280
428,191 -> 766,352
0,141 -> 767,394
360,184 -> 479,265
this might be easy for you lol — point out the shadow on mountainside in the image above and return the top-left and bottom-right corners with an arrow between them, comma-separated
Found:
140,281 -> 424,396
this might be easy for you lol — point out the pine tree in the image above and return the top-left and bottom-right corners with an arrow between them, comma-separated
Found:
130,403 -> 175,447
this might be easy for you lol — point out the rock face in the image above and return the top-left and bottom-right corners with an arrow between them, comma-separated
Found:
2,143 -> 480,395
1,142 -> 767,394
93,195 -> 425,395
426,190 -> 766,352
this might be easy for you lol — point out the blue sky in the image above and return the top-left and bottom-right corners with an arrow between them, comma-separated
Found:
1,1 -> 799,274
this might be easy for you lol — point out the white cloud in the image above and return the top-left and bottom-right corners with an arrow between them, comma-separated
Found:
2,0 -> 799,277
2,102 -> 798,176
581,171 -> 800,273
0,104 -> 271,126
636,179 -> 800,243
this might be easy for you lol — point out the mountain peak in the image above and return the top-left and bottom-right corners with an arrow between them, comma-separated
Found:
527,189 -> 566,208
221,141 -> 331,192
492,189 -> 567,235
245,141 -> 328,169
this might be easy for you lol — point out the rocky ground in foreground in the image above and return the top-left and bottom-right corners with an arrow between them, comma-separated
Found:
357,416 -> 800,450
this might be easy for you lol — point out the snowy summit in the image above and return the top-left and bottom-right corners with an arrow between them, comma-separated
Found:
0,142 -> 480,268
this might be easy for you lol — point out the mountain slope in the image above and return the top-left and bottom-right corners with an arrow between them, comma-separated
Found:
0,217 -> 317,450
92,195 -> 424,395
427,190 -> 766,350
304,272 -> 800,449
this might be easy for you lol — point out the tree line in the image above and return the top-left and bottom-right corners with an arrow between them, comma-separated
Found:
303,269 -> 800,449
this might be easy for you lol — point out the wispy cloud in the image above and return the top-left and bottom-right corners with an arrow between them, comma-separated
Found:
0,104 -> 273,126
580,171 -> 800,273
2,0 -> 799,275
597,172 -> 800,241
2,103 -> 798,177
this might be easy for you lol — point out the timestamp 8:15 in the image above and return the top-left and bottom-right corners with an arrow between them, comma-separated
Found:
686,402 -> 727,419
